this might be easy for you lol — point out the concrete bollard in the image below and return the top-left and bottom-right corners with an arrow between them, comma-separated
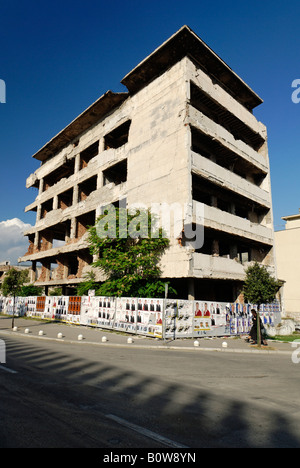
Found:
102,336 -> 108,343
127,337 -> 133,344
222,341 -> 228,348
38,330 -> 44,336
25,328 -> 30,334
194,340 -> 200,347
78,334 -> 83,341
57,332 -> 63,339
13,326 -> 18,332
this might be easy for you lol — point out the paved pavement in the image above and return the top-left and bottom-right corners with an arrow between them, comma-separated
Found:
0,315 -> 292,355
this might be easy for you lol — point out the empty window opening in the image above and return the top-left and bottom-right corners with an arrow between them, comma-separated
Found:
78,176 -> 97,202
190,125 -> 267,186
68,256 -> 79,277
53,221 -> 71,243
76,211 -> 96,239
77,249 -> 93,277
41,199 -> 53,219
26,234 -> 35,256
43,159 -> 75,191
50,262 -> 59,280
190,82 -> 265,151
58,188 -> 73,210
103,159 -> 127,186
195,227 -> 270,264
39,221 -> 71,251
80,141 -> 99,170
192,173 -> 268,223
39,231 -> 53,251
104,120 -> 131,150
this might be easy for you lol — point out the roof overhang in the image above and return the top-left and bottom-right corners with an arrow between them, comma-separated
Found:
121,25 -> 263,111
32,91 -> 128,162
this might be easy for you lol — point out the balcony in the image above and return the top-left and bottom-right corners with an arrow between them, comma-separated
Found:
192,252 -> 246,280
191,152 -> 271,209
193,200 -> 273,246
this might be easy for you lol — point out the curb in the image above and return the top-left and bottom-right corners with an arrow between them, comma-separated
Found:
0,328 -> 291,355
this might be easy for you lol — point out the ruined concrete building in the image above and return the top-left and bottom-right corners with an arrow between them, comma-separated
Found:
19,25 -> 277,300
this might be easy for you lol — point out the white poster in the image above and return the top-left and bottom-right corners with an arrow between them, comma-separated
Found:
164,300 -> 194,339
136,298 -> 164,338
94,296 -> 116,328
114,297 -> 137,333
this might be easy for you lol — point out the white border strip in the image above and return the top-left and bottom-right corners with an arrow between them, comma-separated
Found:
0,364 -> 17,374
106,414 -> 189,448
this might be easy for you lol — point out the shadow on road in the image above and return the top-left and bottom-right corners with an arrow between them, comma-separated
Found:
1,333 -> 299,448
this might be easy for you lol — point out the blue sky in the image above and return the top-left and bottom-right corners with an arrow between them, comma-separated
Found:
0,0 -> 299,262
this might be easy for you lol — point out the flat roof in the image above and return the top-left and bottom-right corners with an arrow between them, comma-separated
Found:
33,25 -> 263,162
282,212 -> 300,221
122,25 -> 263,110
32,91 -> 128,162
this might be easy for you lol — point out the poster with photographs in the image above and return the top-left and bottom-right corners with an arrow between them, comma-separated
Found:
3,297 -> 27,317
80,295 -> 96,326
93,296 -> 116,329
208,302 -> 228,336
193,301 -> 212,336
25,296 -> 37,317
164,300 -> 194,339
114,297 -> 137,333
54,296 -> 69,321
136,298 -> 164,338
43,296 -> 58,320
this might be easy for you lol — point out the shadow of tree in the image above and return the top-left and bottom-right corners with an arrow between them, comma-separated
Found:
2,334 -> 300,448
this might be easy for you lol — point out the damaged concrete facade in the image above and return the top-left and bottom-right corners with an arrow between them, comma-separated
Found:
19,25 -> 276,300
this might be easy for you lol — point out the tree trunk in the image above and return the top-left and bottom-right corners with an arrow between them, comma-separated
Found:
12,294 -> 15,329
257,304 -> 261,348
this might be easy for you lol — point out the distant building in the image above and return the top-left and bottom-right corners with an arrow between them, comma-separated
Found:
0,261 -> 29,289
19,25 -> 277,300
275,211 -> 300,320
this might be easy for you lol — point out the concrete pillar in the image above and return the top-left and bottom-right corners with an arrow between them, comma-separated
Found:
29,261 -> 37,283
74,153 -> 81,173
230,244 -> 238,260
70,218 -> 77,239
212,239 -> 219,256
38,178 -> 44,196
53,195 -> 59,210
36,205 -> 42,222
73,185 -> 79,205
211,195 -> 218,208
188,278 -> 195,301
34,231 -> 39,249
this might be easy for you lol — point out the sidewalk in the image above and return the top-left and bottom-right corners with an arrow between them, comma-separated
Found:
0,316 -> 293,355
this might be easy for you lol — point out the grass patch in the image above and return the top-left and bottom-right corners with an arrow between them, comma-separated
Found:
268,334 -> 300,343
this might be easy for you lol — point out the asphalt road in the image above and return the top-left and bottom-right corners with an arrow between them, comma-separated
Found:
0,321 -> 300,449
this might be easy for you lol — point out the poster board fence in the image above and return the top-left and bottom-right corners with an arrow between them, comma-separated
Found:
0,295 -> 281,340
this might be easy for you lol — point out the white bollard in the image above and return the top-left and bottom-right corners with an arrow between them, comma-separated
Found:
78,334 -> 83,341
38,330 -> 44,336
102,336 -> 107,343
127,337 -> 133,344
194,340 -> 200,347
222,341 -> 228,348
13,326 -> 18,332
57,332 -> 63,339
25,328 -> 30,334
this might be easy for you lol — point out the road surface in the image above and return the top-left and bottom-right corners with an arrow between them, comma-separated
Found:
0,325 -> 299,448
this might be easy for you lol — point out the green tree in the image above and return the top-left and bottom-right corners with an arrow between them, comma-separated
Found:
1,268 -> 29,328
19,284 -> 43,297
77,272 -> 99,296
243,262 -> 280,347
88,206 -> 175,297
